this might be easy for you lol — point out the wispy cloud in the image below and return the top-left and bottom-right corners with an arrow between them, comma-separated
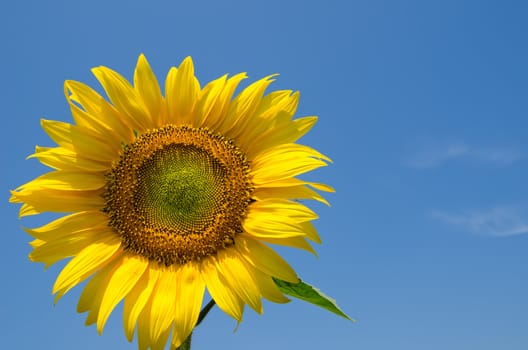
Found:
431,207 -> 528,237
406,143 -> 522,168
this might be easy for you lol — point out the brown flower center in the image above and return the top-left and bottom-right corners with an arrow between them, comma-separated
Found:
103,125 -> 252,265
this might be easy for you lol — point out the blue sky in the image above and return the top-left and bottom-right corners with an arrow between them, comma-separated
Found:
2,1 -> 528,349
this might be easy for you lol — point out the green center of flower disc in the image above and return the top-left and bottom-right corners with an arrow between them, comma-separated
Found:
103,125 -> 253,265
137,144 -> 227,232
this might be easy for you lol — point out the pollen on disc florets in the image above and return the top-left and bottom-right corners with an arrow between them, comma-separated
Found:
103,125 -> 253,266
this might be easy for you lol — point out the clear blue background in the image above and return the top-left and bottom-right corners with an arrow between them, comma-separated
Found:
2,1 -> 528,349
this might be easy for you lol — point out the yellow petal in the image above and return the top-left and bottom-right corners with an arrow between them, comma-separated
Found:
123,265 -> 160,342
201,256 -> 244,321
219,75 -> 275,138
251,143 -> 331,185
171,262 -> 205,348
235,235 -> 299,283
147,265 -> 178,345
78,257 -> 123,328
237,90 -> 300,149
165,57 -> 200,125
18,203 -> 39,217
77,259 -> 114,315
250,266 -> 290,303
52,234 -> 122,301
40,119 -> 118,163
16,171 -> 105,192
256,178 -> 335,192
134,54 -> 163,126
41,119 -> 73,148
24,210 -> 108,240
193,74 -> 227,127
10,188 -> 105,217
150,327 -> 172,350
28,146 -> 110,172
243,217 -> 309,239
256,235 -> 317,256
257,90 -> 299,121
215,249 -> 262,314
66,93 -> 123,148
29,239 -> 45,248
299,221 -> 322,244
136,291 -> 170,350
29,227 -> 115,268
253,184 -> 330,206
94,254 -> 149,334
137,296 -> 153,350
65,80 -> 133,143
67,104 -> 123,153
92,66 -> 150,132
248,199 -> 318,223
246,116 -> 318,158
201,73 -> 247,130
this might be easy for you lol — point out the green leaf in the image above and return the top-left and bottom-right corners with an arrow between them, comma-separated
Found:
273,278 -> 354,321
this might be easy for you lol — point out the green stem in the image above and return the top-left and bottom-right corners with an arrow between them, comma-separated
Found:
196,299 -> 216,327
174,299 -> 216,350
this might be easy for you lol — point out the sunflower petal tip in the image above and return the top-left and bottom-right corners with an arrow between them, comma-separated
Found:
53,292 -> 63,305
96,323 -> 105,336
320,198 -> 331,207
90,66 -> 106,78
63,80 -> 75,93
232,320 -> 242,333
179,56 -> 195,70
136,54 -> 151,68
125,332 -> 134,343
8,190 -> 18,203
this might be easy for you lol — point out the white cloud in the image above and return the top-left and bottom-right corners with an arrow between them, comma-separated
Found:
431,207 -> 528,237
406,143 -> 522,168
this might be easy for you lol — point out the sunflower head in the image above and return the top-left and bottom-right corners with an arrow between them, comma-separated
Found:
10,54 -> 332,349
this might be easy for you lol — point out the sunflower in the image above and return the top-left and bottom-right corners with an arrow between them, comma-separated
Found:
10,55 -> 332,350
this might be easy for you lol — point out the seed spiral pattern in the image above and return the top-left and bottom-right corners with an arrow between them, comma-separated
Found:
103,125 -> 253,265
